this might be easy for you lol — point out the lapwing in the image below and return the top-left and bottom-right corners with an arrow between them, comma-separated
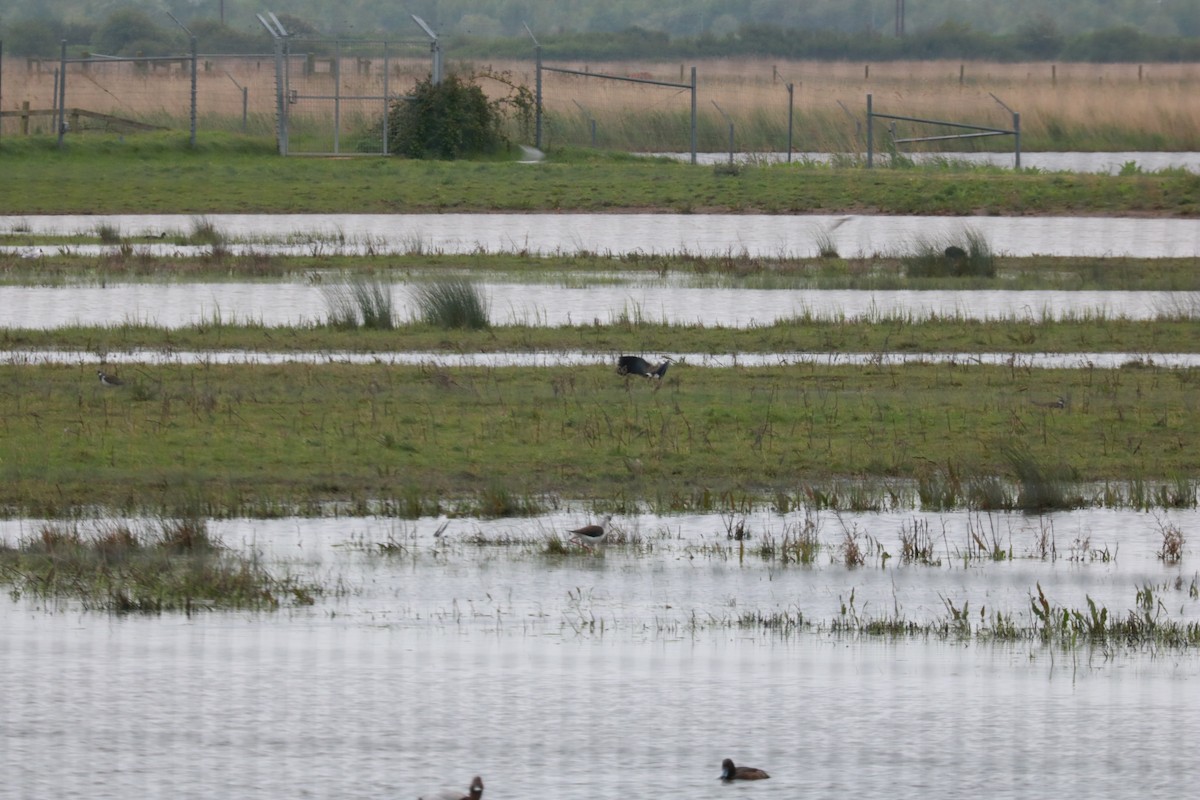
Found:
97,370 -> 125,387
617,355 -> 672,379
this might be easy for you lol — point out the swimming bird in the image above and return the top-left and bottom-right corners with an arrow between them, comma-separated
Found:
617,355 -> 672,379
720,758 -> 770,781
419,776 -> 483,800
97,370 -> 125,387
569,515 -> 612,550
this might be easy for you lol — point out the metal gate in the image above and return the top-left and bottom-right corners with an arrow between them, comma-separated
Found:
258,13 -> 441,156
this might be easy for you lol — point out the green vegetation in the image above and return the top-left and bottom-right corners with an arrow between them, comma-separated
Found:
1,134 -> 1198,216
410,278 -> 492,330
2,311 -> 1198,356
0,517 -> 319,611
322,277 -> 397,330
1,360 -> 1197,517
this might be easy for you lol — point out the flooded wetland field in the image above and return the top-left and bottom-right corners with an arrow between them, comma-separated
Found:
5,176 -> 1200,796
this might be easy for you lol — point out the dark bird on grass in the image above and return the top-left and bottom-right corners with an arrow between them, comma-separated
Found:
720,758 -> 770,782
569,515 -> 612,550
419,776 -> 483,800
617,355 -> 672,379
97,370 -> 124,387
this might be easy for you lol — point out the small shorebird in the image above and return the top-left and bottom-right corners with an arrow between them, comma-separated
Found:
419,776 -> 483,800
569,515 -> 612,550
97,370 -> 125,387
720,758 -> 770,781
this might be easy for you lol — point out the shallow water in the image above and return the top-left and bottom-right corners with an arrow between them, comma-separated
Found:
2,509 -> 1199,799
5,212 -> 1200,258
0,282 -> 1188,329
670,150 -> 1200,174
3,348 -> 1196,370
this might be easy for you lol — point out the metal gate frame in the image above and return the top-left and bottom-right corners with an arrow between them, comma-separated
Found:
866,92 -> 1021,169
257,13 -> 441,156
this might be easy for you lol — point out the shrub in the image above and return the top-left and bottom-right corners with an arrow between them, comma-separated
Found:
388,73 -> 506,159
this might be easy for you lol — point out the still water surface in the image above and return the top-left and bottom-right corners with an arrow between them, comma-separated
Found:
0,283 -> 1188,329
5,212 -> 1200,258
3,509 -> 1198,799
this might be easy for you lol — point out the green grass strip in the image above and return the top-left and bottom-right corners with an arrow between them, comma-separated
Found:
2,361 -> 1196,517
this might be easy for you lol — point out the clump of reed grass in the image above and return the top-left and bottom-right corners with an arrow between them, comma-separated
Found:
187,216 -> 225,246
410,278 -> 491,330
476,484 -> 542,518
903,228 -> 996,279
322,277 -> 396,330
813,226 -> 840,259
95,222 -> 122,244
0,518 -> 318,612
1002,444 -> 1083,512
898,517 -> 940,565
1155,516 -> 1185,564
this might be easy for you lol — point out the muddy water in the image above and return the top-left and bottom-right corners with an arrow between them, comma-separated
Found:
2,509 -> 1199,799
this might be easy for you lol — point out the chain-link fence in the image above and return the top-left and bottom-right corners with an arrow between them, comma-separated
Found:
0,46 -> 283,141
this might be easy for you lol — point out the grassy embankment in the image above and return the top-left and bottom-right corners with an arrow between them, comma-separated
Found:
1,134 -> 1198,216
2,361 -> 1197,517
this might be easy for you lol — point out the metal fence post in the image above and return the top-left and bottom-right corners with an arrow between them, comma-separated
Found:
535,45 -> 543,150
1013,111 -> 1021,169
866,93 -> 874,169
57,40 -> 67,147
189,35 -> 198,147
786,82 -> 794,163
690,66 -> 697,165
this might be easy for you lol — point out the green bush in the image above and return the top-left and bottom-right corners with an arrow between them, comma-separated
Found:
388,73 -> 506,160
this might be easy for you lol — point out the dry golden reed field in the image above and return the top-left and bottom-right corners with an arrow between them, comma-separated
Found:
3,54 -> 1198,148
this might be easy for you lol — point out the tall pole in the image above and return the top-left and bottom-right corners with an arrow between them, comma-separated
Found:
189,35 -> 198,148
57,40 -> 67,148
786,82 -> 794,163
690,66 -> 697,165
535,45 -> 543,150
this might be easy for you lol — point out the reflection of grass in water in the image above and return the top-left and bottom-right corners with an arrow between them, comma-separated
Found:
0,518 -> 319,612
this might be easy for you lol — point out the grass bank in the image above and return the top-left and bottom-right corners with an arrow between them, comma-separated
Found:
2,313 -> 1199,355
0,135 -> 1197,216
4,247 -> 1200,292
2,361 -> 1196,517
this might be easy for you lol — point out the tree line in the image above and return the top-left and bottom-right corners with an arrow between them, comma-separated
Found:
3,5 -> 1199,63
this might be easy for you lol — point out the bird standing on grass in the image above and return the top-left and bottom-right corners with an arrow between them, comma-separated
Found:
97,370 -> 124,387
569,515 -> 612,550
419,776 -> 483,800
617,355 -> 672,379
720,758 -> 770,781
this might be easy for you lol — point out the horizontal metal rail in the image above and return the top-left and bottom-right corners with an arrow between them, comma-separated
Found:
867,93 -> 1020,169
541,65 -> 690,90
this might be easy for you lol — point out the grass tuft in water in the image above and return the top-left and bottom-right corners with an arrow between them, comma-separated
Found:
323,277 -> 396,330
411,278 -> 491,330
0,518 -> 318,612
